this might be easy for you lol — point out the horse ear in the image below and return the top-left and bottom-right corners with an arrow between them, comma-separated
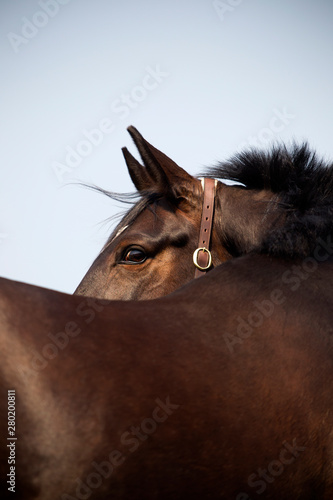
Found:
124,126 -> 199,199
121,147 -> 152,191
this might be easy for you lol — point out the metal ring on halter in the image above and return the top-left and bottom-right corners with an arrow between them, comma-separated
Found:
193,247 -> 212,271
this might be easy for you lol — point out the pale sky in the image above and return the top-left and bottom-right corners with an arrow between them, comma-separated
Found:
1,0 -> 333,293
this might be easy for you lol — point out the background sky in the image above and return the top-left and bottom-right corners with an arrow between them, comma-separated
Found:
1,0 -> 333,294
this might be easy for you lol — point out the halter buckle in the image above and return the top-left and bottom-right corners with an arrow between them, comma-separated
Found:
193,247 -> 212,271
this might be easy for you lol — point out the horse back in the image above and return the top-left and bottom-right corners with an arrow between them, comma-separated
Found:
1,256 -> 333,499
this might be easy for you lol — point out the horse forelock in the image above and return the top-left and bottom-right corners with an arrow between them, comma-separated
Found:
90,176 -> 204,258
98,190 -> 164,254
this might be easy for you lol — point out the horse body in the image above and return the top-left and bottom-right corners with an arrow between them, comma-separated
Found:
1,253 -> 333,499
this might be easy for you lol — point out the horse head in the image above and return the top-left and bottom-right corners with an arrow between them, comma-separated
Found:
75,127 -> 333,300
74,126 -> 231,300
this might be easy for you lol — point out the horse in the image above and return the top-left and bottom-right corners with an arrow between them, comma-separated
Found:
74,126 -> 333,301
1,252 -> 333,499
1,128 -> 333,499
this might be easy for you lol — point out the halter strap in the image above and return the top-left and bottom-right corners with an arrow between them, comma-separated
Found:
193,178 -> 216,279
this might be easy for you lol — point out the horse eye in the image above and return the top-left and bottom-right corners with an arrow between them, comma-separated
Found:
122,248 -> 147,264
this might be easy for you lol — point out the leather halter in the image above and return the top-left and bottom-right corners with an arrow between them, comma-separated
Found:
193,178 -> 216,279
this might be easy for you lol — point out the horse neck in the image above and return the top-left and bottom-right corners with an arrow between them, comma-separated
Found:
214,183 -> 279,256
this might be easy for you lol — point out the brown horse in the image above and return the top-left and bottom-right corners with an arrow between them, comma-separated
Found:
1,129 -> 333,499
75,127 -> 333,301
1,252 -> 333,499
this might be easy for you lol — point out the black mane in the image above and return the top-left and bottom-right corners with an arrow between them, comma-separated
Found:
206,143 -> 333,258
